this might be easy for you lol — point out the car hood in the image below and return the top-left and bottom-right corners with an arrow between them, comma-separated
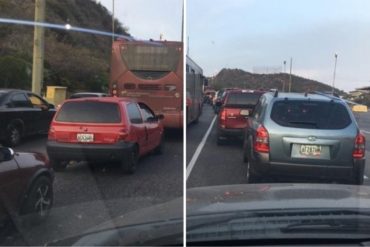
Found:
49,197 -> 183,246
187,183 -> 370,215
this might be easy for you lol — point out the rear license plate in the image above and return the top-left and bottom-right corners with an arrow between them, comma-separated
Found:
299,145 -> 322,156
240,109 -> 250,116
77,133 -> 94,143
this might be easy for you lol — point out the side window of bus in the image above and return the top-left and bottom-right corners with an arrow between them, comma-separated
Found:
127,103 -> 143,124
139,103 -> 155,122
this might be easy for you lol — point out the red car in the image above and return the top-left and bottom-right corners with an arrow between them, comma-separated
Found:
46,97 -> 164,173
217,89 -> 264,145
0,147 -> 54,225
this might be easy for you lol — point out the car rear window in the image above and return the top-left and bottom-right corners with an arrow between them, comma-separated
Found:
56,101 -> 121,123
225,92 -> 262,107
271,100 -> 351,129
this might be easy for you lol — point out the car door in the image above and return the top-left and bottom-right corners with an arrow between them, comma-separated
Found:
126,103 -> 148,155
0,153 -> 21,220
27,93 -> 55,133
8,92 -> 35,135
139,102 -> 161,151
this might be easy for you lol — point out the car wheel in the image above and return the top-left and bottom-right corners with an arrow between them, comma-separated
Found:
153,135 -> 164,155
5,124 -> 22,147
20,176 -> 53,225
246,161 -> 260,183
50,158 -> 67,172
352,165 -> 365,185
122,146 -> 138,174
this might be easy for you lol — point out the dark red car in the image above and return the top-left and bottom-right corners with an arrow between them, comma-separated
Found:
217,89 -> 264,145
46,97 -> 164,173
0,147 -> 54,225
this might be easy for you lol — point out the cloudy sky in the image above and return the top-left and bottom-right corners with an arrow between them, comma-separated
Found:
97,0 -> 182,41
187,0 -> 370,92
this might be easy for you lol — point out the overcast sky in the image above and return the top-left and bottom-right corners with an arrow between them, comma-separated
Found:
97,0 -> 182,41
187,0 -> 370,92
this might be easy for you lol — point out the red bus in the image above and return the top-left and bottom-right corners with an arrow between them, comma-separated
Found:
186,56 -> 204,124
109,39 -> 183,128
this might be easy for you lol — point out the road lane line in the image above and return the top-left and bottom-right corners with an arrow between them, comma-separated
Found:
361,130 -> 370,135
186,115 -> 217,181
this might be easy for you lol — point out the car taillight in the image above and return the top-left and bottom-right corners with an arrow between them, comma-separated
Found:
254,125 -> 269,153
353,132 -> 366,159
117,128 -> 128,141
219,109 -> 226,128
48,127 -> 56,141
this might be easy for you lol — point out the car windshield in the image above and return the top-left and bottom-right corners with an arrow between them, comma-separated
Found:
186,0 -> 370,245
56,101 -> 121,123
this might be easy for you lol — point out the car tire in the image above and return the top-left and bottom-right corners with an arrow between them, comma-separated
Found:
122,146 -> 138,174
246,161 -> 260,183
153,135 -> 164,155
5,124 -> 22,147
352,165 -> 365,185
50,158 -> 67,172
20,176 -> 53,225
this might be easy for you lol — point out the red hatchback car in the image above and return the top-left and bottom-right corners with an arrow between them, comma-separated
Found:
217,89 -> 264,145
46,97 -> 164,173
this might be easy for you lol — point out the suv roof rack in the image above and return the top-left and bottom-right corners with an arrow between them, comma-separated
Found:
309,91 -> 340,100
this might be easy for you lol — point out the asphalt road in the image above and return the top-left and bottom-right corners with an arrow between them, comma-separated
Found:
187,104 -> 370,188
1,130 -> 183,245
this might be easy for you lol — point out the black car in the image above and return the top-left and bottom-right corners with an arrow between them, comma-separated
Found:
0,89 -> 55,146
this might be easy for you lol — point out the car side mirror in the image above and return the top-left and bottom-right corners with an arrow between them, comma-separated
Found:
48,103 -> 55,109
156,114 -> 164,120
0,147 -> 15,162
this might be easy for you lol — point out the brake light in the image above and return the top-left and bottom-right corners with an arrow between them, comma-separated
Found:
48,126 -> 56,141
254,125 -> 269,153
219,109 -> 226,128
353,133 -> 366,159
117,128 -> 128,141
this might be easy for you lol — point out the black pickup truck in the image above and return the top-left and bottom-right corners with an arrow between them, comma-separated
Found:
0,89 -> 56,146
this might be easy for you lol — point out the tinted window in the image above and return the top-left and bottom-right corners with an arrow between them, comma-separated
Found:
11,93 -> 31,107
270,100 -> 351,129
225,92 -> 262,107
127,103 -> 143,124
56,102 -> 121,123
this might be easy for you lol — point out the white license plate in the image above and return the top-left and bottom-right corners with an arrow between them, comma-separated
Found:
77,133 -> 94,142
300,145 -> 321,156
240,109 -> 250,116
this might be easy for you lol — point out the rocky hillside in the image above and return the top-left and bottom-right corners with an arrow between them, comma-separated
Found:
0,0 -> 130,92
210,68 -> 346,96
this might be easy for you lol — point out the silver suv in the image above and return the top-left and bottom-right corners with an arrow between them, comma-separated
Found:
243,91 -> 366,184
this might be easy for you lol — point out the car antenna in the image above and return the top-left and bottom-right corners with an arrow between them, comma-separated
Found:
274,90 -> 278,97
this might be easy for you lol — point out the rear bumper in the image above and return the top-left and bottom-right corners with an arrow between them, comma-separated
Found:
46,141 -> 135,162
250,151 -> 365,181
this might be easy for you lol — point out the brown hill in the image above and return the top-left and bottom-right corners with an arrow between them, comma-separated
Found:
210,68 -> 346,96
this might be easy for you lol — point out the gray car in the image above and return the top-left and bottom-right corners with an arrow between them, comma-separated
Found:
243,91 -> 366,184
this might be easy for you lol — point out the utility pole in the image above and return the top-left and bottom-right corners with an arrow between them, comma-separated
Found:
31,0 -> 45,95
283,60 -> 286,73
181,0 -> 184,42
112,0 -> 115,43
288,57 -> 293,92
332,53 -> 338,95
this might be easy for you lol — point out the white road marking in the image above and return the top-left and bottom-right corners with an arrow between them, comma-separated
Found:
361,130 -> 370,135
186,115 -> 217,181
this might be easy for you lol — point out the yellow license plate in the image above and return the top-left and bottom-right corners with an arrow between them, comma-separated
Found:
300,145 -> 321,156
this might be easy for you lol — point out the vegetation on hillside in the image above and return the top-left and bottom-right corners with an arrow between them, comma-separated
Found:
0,0 -> 130,93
